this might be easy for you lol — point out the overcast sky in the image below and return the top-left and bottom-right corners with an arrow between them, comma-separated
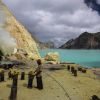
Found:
3,0 -> 100,47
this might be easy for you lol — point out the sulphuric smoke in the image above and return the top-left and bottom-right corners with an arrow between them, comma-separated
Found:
0,28 -> 17,55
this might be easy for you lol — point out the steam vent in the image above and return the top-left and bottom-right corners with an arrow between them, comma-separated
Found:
0,0 -> 40,59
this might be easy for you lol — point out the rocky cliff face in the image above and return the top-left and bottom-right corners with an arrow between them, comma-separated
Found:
38,41 -> 55,49
33,37 -> 55,49
0,0 -> 40,59
60,32 -> 100,49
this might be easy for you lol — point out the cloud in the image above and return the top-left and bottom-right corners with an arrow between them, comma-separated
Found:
97,0 -> 100,4
84,0 -> 100,14
3,0 -> 100,47
0,28 -> 17,55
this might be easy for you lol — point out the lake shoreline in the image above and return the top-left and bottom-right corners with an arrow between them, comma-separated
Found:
61,62 -> 100,79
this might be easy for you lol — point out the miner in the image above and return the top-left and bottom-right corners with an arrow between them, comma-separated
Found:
74,70 -> 77,77
34,59 -> 43,90
12,70 -> 19,87
0,70 -> 2,82
8,69 -> 12,79
21,71 -> 25,80
71,67 -> 74,74
67,65 -> 70,71
27,71 -> 34,88
9,69 -> 19,100
9,86 -> 17,100
0,69 -> 5,82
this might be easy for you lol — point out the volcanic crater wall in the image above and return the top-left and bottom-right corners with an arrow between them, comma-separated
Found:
0,0 -> 40,59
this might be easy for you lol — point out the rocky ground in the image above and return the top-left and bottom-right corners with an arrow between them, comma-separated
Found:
0,63 -> 100,100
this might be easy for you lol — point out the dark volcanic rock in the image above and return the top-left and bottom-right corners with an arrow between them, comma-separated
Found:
59,32 -> 100,49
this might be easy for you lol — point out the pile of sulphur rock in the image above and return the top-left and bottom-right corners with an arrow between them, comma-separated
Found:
6,48 -> 40,61
44,52 -> 60,64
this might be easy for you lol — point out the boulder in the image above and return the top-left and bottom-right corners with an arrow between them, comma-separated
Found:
44,52 -> 60,64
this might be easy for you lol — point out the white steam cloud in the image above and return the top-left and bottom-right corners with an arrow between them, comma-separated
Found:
0,28 -> 17,55
97,0 -> 100,4
0,1 -> 16,55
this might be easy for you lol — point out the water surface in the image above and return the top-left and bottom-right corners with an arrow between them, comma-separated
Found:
40,49 -> 100,68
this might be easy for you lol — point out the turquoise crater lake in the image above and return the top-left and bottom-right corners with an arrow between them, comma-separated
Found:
40,49 -> 100,68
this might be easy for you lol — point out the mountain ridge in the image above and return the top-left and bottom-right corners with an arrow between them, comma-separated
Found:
59,32 -> 100,49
